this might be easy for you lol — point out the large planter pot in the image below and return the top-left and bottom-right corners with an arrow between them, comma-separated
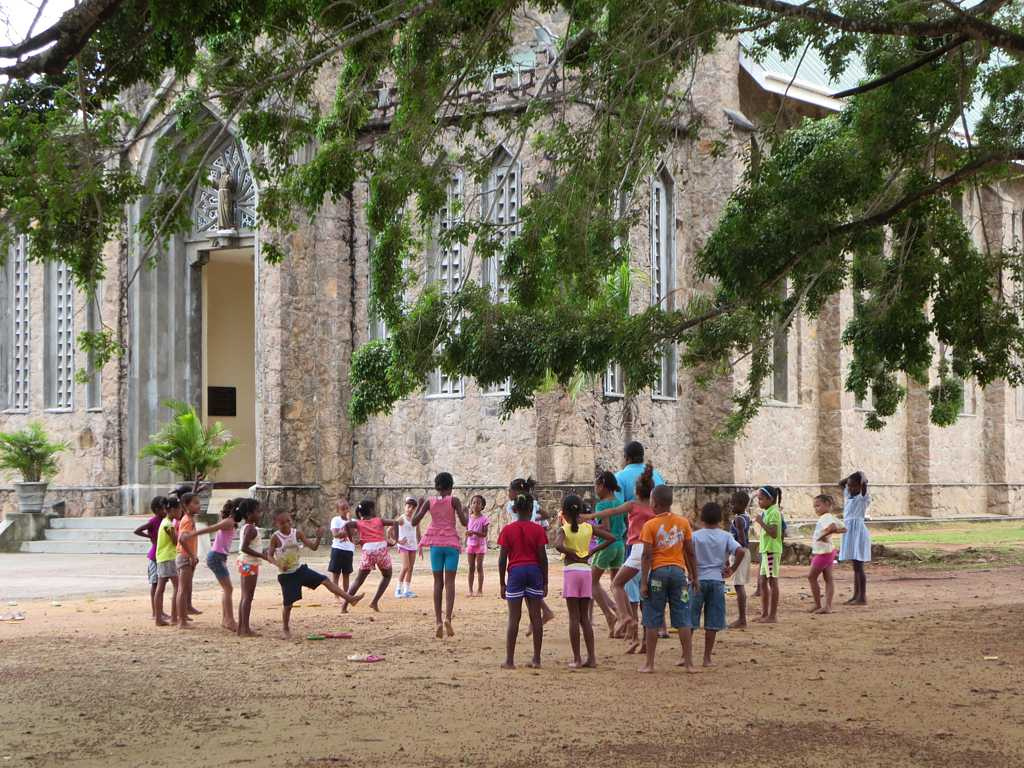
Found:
14,481 -> 48,514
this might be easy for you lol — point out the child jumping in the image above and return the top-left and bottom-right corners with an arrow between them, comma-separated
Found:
267,510 -> 364,638
329,499 -> 357,607
691,502 -> 745,667
134,495 -> 165,621
727,490 -> 751,628
809,494 -> 846,613
753,485 -> 784,623
839,471 -> 872,605
498,493 -> 549,668
553,494 -> 615,668
342,499 -> 402,611
396,496 -> 421,599
465,494 -> 489,596
638,484 -> 698,673
153,496 -> 180,627
413,472 -> 469,638
181,497 -> 240,631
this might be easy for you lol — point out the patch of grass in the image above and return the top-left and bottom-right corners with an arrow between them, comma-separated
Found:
887,546 -> 1024,570
873,525 -> 1024,546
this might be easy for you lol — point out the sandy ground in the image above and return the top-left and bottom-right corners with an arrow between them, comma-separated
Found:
1,555 -> 1022,768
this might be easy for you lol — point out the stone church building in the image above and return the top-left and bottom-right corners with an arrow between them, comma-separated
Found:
2,17 -> 1023,521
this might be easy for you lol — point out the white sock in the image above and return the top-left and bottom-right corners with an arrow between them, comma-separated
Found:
402,582 -> 410,595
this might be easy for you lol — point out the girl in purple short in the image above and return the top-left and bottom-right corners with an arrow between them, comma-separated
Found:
553,494 -> 615,669
497,493 -> 549,668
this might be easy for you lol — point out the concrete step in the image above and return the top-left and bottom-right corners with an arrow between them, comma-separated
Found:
50,516 -> 149,530
21,539 -> 151,555
44,528 -> 148,542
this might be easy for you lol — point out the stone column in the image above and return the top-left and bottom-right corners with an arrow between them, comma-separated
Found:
534,390 -> 596,483
816,293 -> 843,489
254,196 -> 354,523
904,379 -> 934,516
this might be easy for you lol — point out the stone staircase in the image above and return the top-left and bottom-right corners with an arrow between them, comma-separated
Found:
21,516 -> 153,555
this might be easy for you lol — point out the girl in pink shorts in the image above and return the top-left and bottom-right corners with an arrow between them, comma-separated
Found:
465,495 -> 489,596
808,494 -> 846,614
342,499 -> 403,612
553,494 -> 616,669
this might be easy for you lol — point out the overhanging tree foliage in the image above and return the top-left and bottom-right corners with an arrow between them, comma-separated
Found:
1,0 -> 1023,434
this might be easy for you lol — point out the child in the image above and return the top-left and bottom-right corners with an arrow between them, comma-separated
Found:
504,478 -> 555,632
809,494 -> 846,613
134,496 -> 165,621
753,485 -> 784,623
497,493 -> 549,669
727,490 -> 751,628
590,471 -> 625,637
413,472 -> 469,638
465,494 -> 489,597
236,498 -> 271,637
329,499 -> 357,607
267,510 -> 364,638
553,494 -> 615,669
153,496 -> 181,627
343,499 -> 402,611
838,470 -> 872,605
691,502 -> 745,667
175,492 -> 201,629
584,463 -> 657,644
637,484 -> 698,673
182,497 -> 240,632
395,497 -> 422,599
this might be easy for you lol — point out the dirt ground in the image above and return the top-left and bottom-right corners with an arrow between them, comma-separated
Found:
1,556 -> 1022,768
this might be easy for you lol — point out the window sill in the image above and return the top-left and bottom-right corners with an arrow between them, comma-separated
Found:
762,399 -> 801,409
86,407 -> 105,413
651,394 -> 678,402
603,392 -> 625,400
44,408 -> 74,414
424,393 -> 464,400
481,391 -> 510,398
2,408 -> 30,415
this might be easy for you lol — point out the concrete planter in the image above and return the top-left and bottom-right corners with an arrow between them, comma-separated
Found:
13,481 -> 48,515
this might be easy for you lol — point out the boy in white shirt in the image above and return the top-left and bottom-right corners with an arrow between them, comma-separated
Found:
691,502 -> 746,667
808,494 -> 846,614
328,499 -> 357,609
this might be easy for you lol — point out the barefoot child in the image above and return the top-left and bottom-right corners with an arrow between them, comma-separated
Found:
838,471 -> 871,605
504,478 -> 555,630
267,510 -> 364,638
236,498 -> 271,637
329,499 -> 356,605
413,472 -> 469,638
584,463 -> 658,644
753,486 -> 784,623
553,494 -> 615,668
175,492 -> 202,629
153,496 -> 181,627
182,498 -> 240,632
590,472 -> 625,637
691,502 -> 745,667
498,493 -> 549,668
809,494 -> 846,613
134,496 -> 165,620
343,499 -> 401,611
465,495 -> 489,596
395,497 -> 421,598
727,490 -> 751,628
638,485 -> 698,673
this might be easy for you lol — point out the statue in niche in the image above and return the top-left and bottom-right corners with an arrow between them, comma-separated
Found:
216,171 -> 235,230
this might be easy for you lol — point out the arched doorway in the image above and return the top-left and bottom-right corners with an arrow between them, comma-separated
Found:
125,133 -> 257,504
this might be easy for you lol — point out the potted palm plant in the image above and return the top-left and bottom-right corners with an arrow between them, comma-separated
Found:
0,422 -> 69,514
140,400 -> 238,513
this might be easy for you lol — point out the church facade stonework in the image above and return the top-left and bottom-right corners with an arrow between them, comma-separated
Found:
2,24 -> 1024,522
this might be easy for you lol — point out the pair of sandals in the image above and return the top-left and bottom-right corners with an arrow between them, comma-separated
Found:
0,611 -> 26,622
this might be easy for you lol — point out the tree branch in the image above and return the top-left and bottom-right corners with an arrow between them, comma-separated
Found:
832,34 -> 969,98
727,0 -> 1024,55
0,0 -> 127,79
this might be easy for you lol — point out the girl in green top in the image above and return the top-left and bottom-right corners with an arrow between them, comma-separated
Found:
753,485 -> 783,623
589,471 -> 626,636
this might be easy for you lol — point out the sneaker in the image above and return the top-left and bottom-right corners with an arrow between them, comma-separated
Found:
404,591 -> 417,599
